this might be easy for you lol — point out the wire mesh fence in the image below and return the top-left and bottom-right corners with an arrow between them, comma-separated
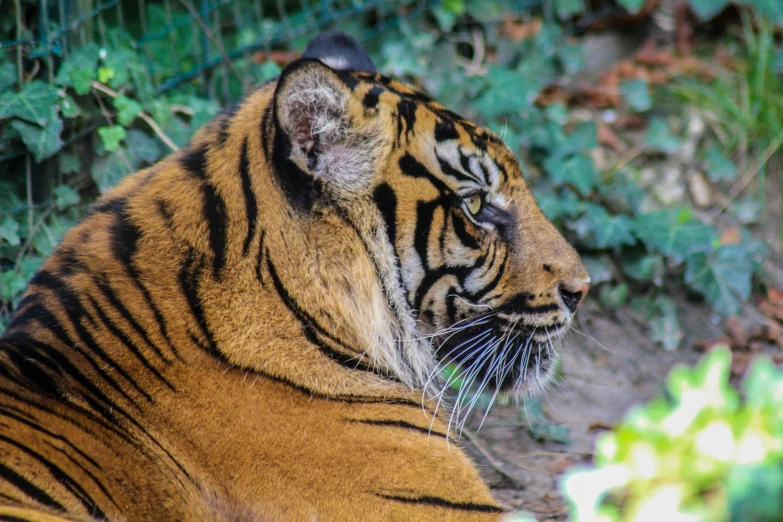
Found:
1,0 -> 438,97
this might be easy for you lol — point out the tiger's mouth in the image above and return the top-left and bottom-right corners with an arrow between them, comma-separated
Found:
432,313 -> 567,396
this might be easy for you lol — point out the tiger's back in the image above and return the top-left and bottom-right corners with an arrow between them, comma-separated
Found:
0,32 -> 588,521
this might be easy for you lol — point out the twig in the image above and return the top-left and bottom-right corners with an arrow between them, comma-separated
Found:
91,82 -> 180,152
176,0 -> 249,92
92,88 -> 134,173
710,129 -> 783,220
461,427 -> 524,486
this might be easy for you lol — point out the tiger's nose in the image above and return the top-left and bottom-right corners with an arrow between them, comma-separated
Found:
558,280 -> 590,313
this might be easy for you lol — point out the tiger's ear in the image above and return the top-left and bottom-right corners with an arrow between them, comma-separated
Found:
273,59 -> 385,198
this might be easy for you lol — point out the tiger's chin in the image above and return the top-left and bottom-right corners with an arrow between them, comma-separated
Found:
431,314 -> 569,407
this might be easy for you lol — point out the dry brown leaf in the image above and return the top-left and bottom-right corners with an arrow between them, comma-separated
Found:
720,227 -> 742,246
548,457 -> 573,475
501,17 -> 542,43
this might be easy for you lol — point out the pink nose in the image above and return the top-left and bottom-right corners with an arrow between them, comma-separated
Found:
559,280 -> 590,313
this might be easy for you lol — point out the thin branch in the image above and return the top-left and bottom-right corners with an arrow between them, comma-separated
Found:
91,81 -> 180,152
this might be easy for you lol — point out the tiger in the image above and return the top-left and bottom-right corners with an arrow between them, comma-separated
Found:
0,31 -> 589,521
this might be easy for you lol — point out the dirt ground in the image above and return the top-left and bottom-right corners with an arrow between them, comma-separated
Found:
458,296 -> 730,520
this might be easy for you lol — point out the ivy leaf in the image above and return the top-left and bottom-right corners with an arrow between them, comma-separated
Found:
645,117 -> 680,153
0,216 -> 21,246
125,129 -> 162,165
59,94 -> 81,118
649,295 -> 683,350
558,120 -> 597,157
621,250 -> 661,283
0,62 -> 17,92
11,114 -> 64,163
598,282 -> 629,310
704,146 -> 737,182
688,0 -> 732,21
685,245 -> 753,317
632,208 -> 717,258
59,153 -> 80,174
91,147 -> 132,192
570,205 -> 635,249
554,0 -> 585,19
98,125 -> 127,153
544,153 -> 598,196
55,43 -> 99,95
582,255 -> 613,284
523,398 -> 570,444
616,0 -> 646,13
54,185 -> 80,210
0,81 -> 60,125
473,66 -> 543,117
0,270 -> 27,302
112,95 -> 142,126
620,79 -> 651,112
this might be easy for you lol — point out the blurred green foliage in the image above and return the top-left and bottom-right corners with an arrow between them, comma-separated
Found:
563,346 -> 783,521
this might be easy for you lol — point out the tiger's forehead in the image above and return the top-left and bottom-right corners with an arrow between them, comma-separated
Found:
340,70 -> 525,194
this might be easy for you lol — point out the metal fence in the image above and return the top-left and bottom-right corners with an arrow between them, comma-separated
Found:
1,0 -> 438,97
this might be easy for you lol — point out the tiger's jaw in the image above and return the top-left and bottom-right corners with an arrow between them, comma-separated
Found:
431,312 -> 567,401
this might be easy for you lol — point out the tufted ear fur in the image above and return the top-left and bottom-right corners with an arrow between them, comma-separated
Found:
273,59 -> 386,200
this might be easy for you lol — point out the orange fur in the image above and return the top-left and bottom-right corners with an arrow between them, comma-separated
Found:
0,53 -> 587,521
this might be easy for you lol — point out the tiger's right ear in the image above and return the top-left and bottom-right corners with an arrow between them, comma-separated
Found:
273,59 -> 384,198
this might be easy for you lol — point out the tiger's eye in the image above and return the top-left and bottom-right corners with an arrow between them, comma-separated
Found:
464,194 -> 482,215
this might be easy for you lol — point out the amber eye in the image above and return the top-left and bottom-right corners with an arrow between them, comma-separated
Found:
463,194 -> 482,216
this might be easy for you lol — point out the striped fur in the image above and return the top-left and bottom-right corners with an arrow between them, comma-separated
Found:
0,35 -> 588,521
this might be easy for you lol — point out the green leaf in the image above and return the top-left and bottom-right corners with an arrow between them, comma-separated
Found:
441,0 -> 466,16
473,66 -> 544,117
112,95 -> 142,127
598,282 -> 629,310
688,0 -> 732,21
258,61 -> 282,82
685,245 -> 753,317
55,43 -> 99,94
523,398 -> 570,444
544,153 -> 598,196
59,94 -> 81,118
616,0 -> 646,13
621,251 -> 660,282
0,270 -> 27,302
554,0 -> 585,19
704,146 -> 737,182
645,117 -> 680,153
0,62 -> 17,92
571,205 -> 635,249
125,129 -> 162,165
620,79 -> 652,112
0,81 -> 60,125
0,216 -> 21,246
91,148 -> 131,192
558,121 -> 597,156
98,125 -> 127,153
557,43 -> 584,74
58,153 -> 80,174
53,185 -> 80,210
632,209 -> 717,258
582,255 -> 613,285
649,295 -> 683,350
10,114 -> 64,163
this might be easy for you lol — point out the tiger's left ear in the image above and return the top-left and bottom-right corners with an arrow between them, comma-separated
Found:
273,59 -> 386,198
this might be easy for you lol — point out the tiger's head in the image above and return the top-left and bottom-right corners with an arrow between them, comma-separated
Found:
269,33 -> 589,404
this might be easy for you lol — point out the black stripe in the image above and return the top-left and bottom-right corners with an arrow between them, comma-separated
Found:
434,117 -> 459,142
347,419 -> 451,441
376,493 -> 504,513
180,144 -> 228,279
372,183 -> 397,249
215,102 -> 239,146
0,434 -> 106,518
265,255 -> 385,376
110,203 -> 181,361
179,250 -> 217,352
0,462 -> 64,512
362,85 -> 384,109
239,139 -> 258,257
451,211 -> 479,250
438,154 -> 476,184
255,230 -> 266,283
398,154 -> 451,195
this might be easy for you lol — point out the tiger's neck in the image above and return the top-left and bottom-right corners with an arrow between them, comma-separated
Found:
1,87 -> 432,406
